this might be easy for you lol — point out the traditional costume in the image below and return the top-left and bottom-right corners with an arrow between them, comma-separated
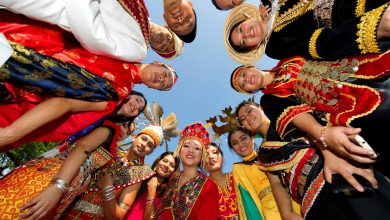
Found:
0,121 -> 121,218
214,172 -> 240,220
233,151 -> 286,220
1,0 -> 149,62
265,0 -> 390,60
231,52 -> 390,176
257,119 -> 390,219
155,122 -> 219,220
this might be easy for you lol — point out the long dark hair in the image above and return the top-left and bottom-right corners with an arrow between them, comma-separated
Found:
108,90 -> 147,124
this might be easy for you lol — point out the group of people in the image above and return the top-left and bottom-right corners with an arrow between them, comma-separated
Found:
0,0 -> 390,219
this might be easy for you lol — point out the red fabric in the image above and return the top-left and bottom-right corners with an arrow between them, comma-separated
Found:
263,54 -> 390,126
159,177 -> 219,220
0,85 -> 119,152
0,10 -> 142,100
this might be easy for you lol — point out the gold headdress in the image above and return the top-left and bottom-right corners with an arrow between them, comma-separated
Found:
205,106 -> 241,140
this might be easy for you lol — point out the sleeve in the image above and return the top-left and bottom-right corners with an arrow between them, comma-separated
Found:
260,94 -> 314,140
266,3 -> 389,60
63,0 -> 147,62
0,0 -> 70,31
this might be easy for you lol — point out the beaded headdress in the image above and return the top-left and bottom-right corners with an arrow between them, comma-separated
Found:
138,125 -> 164,147
173,122 -> 211,166
154,62 -> 179,91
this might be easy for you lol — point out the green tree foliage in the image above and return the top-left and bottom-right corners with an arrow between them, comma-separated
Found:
0,142 -> 58,177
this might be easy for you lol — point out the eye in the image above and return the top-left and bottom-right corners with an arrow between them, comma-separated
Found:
142,136 -> 147,141
239,27 -> 243,33
148,141 -> 154,148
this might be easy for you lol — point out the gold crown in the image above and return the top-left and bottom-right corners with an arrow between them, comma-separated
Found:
205,106 -> 241,140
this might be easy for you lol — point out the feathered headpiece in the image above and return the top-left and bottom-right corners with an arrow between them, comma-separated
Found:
142,102 -> 181,151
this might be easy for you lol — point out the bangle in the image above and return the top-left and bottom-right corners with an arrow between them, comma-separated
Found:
118,202 -> 130,210
319,126 -> 328,148
52,178 -> 69,193
102,185 -> 115,201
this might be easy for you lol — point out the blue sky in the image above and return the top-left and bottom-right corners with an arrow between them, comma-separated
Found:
138,0 -> 277,172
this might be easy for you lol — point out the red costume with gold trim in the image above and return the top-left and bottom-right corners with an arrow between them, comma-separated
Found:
215,172 -> 239,219
156,171 -> 219,220
260,51 -> 390,177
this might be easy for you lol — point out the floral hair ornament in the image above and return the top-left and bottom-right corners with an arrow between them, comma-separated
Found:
224,3 -> 264,65
230,65 -> 257,94
174,122 -> 211,167
138,125 -> 164,147
153,61 -> 179,91
152,26 -> 184,60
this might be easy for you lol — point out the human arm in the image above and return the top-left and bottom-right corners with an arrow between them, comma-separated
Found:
19,126 -> 112,219
63,0 -> 147,62
291,113 -> 377,163
266,172 -> 303,220
266,3 -> 390,60
0,97 -> 106,148
0,0 -> 70,31
97,173 -> 141,220
144,177 -> 158,220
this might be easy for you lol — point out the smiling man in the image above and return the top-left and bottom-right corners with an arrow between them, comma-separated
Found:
163,0 -> 197,43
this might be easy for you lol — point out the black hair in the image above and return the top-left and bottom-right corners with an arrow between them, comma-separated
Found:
234,100 -> 260,118
229,20 -> 258,53
108,90 -> 147,123
208,142 -> 224,157
227,127 -> 253,149
211,0 -> 223,10
176,9 -> 197,43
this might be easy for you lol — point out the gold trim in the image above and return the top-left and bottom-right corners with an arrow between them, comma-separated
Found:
356,4 -> 388,54
258,186 -> 272,200
355,0 -> 366,17
258,148 -> 309,171
309,28 -> 324,59
274,0 -> 313,32
276,104 -> 313,137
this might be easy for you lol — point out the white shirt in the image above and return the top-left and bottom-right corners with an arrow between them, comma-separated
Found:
0,0 -> 147,62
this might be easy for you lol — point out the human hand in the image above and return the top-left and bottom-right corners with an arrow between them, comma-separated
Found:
322,149 -> 378,192
19,185 -> 63,220
96,172 -> 113,190
259,4 -> 271,21
322,126 -> 377,163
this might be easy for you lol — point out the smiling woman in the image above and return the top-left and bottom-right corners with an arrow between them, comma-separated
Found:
155,122 -> 219,219
0,90 -> 147,151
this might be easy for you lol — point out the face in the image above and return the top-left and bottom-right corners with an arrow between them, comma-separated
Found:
205,145 -> 223,173
231,18 -> 264,49
117,95 -> 145,117
229,130 -> 254,157
151,25 -> 175,53
155,154 -> 177,179
163,0 -> 196,36
237,104 -> 263,132
117,122 -> 134,141
179,139 -> 203,167
142,64 -> 174,90
236,67 -> 264,92
132,134 -> 156,157
215,0 -> 244,10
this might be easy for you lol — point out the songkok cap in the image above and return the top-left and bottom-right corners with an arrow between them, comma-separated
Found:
224,3 -> 265,65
